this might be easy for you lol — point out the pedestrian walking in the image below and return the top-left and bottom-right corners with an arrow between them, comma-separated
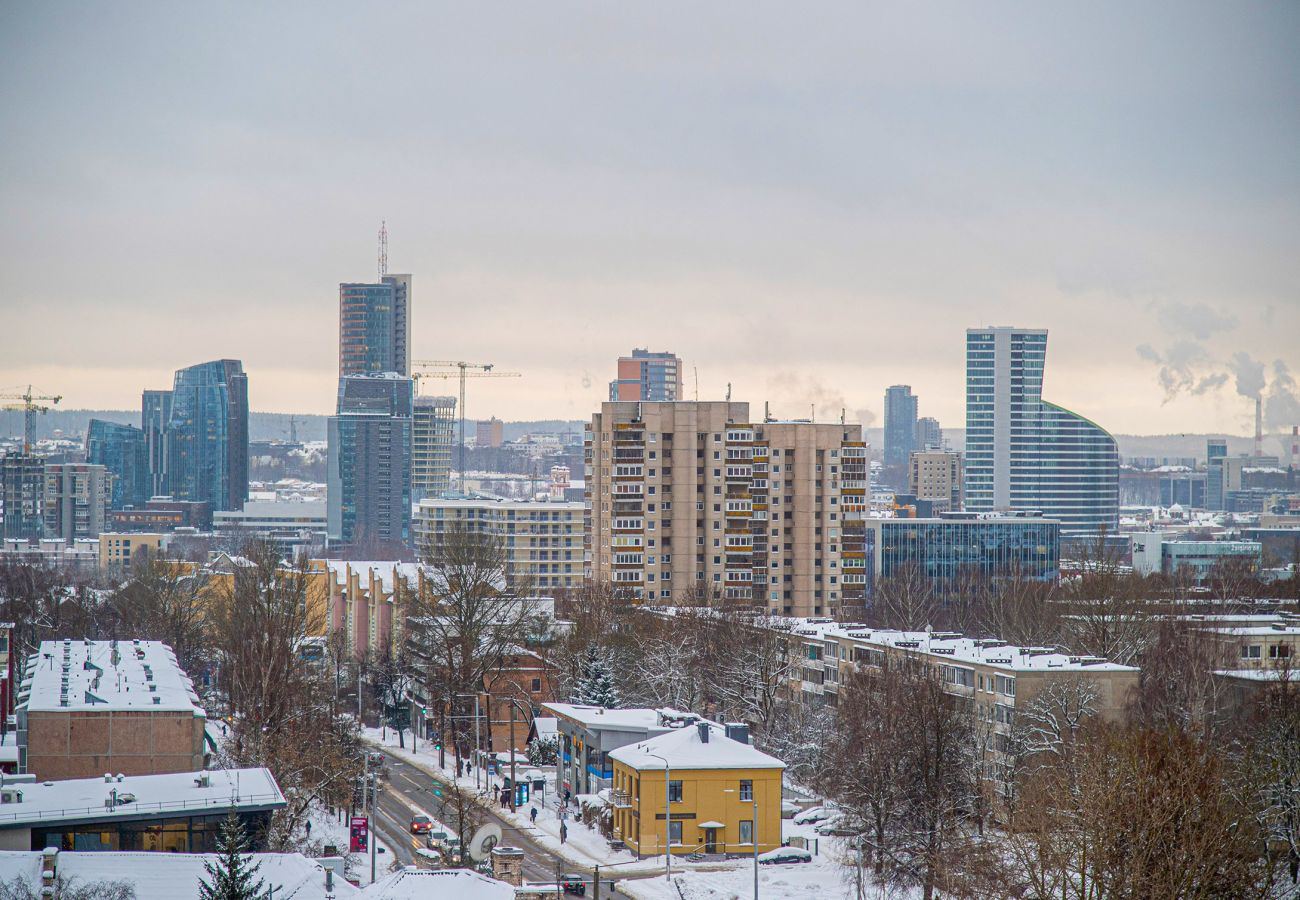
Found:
530,807 -> 538,825
560,823 -> 567,844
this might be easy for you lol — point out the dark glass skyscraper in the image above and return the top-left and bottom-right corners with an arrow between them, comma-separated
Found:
142,389 -> 172,498
964,327 -> 1118,537
86,419 -> 149,509
338,275 -> 411,377
166,360 -> 248,512
327,373 -> 414,547
883,385 -> 919,467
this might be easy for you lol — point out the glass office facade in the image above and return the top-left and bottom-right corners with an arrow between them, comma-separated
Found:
86,419 -> 149,509
866,518 -> 1060,594
883,385 -> 919,467
338,275 -> 410,377
965,328 -> 1118,537
141,389 -> 172,498
327,375 -> 414,546
166,360 -> 249,512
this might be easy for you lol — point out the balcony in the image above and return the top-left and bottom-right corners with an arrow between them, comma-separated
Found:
611,789 -> 633,809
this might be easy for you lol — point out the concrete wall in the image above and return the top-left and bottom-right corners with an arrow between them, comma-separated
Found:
25,710 -> 205,781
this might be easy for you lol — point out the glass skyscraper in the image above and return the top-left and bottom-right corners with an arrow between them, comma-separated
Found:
965,327 -> 1118,537
883,385 -> 919,467
327,373 -> 414,547
142,388 -> 172,498
86,419 -> 149,509
338,275 -> 411,377
166,360 -> 249,512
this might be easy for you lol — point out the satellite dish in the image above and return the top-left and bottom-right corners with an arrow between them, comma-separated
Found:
468,823 -> 502,862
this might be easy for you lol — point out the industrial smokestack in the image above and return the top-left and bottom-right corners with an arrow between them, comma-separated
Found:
1255,397 -> 1263,458
1292,425 -> 1299,472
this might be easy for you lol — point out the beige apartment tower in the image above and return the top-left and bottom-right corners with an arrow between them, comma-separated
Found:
585,401 -> 867,618
909,449 -> 963,511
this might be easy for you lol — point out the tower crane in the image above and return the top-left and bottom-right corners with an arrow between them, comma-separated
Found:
0,385 -> 62,453
412,360 -> 521,492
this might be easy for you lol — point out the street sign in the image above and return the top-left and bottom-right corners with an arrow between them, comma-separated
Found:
349,816 -> 369,852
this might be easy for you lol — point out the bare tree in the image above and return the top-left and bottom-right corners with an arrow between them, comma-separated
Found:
110,555 -> 208,674
869,564 -> 941,632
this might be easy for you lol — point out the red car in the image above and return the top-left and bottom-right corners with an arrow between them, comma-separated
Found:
410,815 -> 434,834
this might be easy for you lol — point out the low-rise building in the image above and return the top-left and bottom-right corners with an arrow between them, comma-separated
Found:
1130,532 -> 1262,581
17,640 -> 207,780
543,704 -> 701,797
609,721 -> 784,858
108,498 -> 212,533
213,499 -> 327,559
98,532 -> 168,569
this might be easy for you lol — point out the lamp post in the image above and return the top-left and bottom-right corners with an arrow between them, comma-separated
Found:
725,788 -> 760,900
500,696 -> 533,813
644,751 -> 671,881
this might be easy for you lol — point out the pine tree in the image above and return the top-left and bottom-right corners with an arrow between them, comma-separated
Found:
572,644 -> 621,708
198,812 -> 267,900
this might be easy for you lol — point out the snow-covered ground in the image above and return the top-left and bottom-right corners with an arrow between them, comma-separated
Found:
303,801 -> 397,886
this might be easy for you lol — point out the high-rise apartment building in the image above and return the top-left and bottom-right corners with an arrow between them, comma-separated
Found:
476,417 -> 504,449
42,463 -> 112,541
964,327 -> 1118,536
338,275 -> 411,378
909,449 -> 963,511
86,419 -> 149,510
141,389 -> 172,498
585,401 -> 867,617
883,385 -> 918,467
413,395 -> 456,501
1,455 -> 46,541
915,416 -> 943,450
327,374 -> 414,548
166,360 -> 249,512
609,350 -> 684,401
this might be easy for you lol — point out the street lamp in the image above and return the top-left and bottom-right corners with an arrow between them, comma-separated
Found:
724,788 -> 760,900
644,751 -> 672,881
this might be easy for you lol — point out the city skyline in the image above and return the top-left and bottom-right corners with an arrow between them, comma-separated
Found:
1,4 -> 1297,436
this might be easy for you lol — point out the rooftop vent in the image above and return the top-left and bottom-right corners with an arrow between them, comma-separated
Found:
697,722 -> 710,743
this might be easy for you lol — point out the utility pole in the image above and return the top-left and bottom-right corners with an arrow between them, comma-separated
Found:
509,701 -> 518,812
646,752 -> 672,881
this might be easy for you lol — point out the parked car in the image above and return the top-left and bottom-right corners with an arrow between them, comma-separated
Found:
559,873 -> 586,895
815,814 -> 856,836
792,806 -> 830,826
410,815 -> 434,834
758,847 -> 813,865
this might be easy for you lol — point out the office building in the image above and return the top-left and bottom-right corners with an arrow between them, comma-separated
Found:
585,401 -> 868,617
476,416 -> 504,449
85,420 -> 148,510
165,360 -> 248,512
98,532 -> 169,569
413,497 -> 584,591
42,464 -> 112,542
883,385 -> 919,467
864,513 -> 1060,595
0,455 -> 45,542
213,499 -> 327,559
608,349 -> 684,401
327,373 -> 413,548
338,275 -> 411,377
412,395 -> 456,500
141,390 -> 172,498
108,498 -> 211,533
908,449 -> 963,512
16,640 -> 207,780
1206,439 -> 1229,510
964,327 -> 1119,537
915,416 -> 942,450
1130,533 -> 1262,582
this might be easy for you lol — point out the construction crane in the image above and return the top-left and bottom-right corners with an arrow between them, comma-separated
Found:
0,385 -> 62,453
412,360 -> 521,492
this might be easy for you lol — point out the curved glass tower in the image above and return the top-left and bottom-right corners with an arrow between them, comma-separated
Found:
166,359 -> 249,511
965,328 -> 1118,537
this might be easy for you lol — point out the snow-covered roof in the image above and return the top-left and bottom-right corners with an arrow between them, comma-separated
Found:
21,640 -> 203,714
1214,668 -> 1297,682
531,716 -> 558,738
361,866 -> 514,899
610,722 -> 784,772
0,851 -> 357,900
324,560 -> 423,595
0,768 -> 284,829
542,704 -> 665,730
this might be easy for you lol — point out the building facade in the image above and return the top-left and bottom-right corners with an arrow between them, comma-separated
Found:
609,350 -> 684,402
864,514 -> 1060,595
475,417 -> 504,449
85,420 -> 148,511
0,455 -> 45,541
585,401 -> 868,617
338,275 -> 411,378
915,416 -> 942,451
141,389 -> 172,499
908,449 -> 963,511
412,395 -> 456,503
42,464 -> 112,542
327,374 -> 414,548
883,385 -> 918,467
413,498 -> 584,591
1130,533 -> 1262,581
964,327 -> 1118,537
165,360 -> 249,512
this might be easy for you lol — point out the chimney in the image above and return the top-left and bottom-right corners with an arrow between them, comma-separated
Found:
1255,397 -> 1263,458
697,722 -> 710,743
490,846 -> 525,887
41,847 -> 57,888
724,723 -> 750,745
1292,426 -> 1299,471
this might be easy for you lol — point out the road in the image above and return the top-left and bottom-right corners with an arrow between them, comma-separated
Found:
368,754 -> 633,897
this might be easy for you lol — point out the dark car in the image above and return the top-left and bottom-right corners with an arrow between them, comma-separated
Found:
758,847 -> 813,865
560,874 -> 586,895
410,815 -> 434,834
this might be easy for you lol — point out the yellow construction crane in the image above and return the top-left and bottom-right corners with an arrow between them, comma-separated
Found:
412,360 -> 521,492
0,385 -> 62,453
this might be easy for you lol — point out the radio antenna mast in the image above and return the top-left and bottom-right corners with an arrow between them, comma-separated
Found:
378,220 -> 388,278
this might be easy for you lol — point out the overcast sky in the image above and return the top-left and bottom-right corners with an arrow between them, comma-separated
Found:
1,2 -> 1297,436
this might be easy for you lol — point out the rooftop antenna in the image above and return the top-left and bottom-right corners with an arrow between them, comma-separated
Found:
378,220 -> 388,279
694,367 -> 699,401
725,382 -> 731,402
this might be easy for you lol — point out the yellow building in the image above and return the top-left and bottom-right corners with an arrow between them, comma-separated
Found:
98,532 -> 167,569
609,722 -> 784,858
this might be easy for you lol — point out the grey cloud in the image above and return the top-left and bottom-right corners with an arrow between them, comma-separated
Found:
1228,352 -> 1267,400
1265,360 -> 1300,429
1154,301 -> 1237,340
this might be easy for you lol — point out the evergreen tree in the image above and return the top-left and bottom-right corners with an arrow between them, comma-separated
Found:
572,644 -> 621,708
198,812 -> 267,900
